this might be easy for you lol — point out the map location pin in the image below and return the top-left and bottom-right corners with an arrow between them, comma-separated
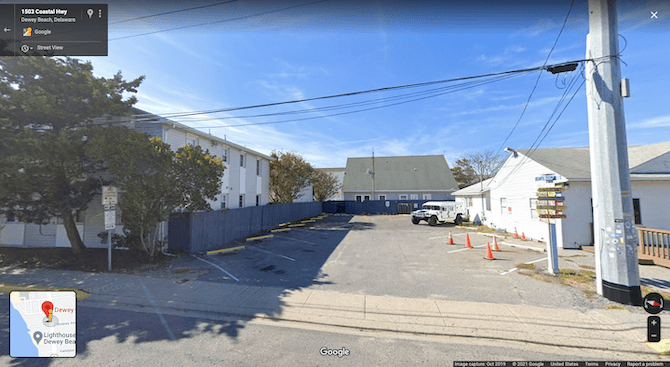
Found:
33,331 -> 42,344
42,301 -> 53,322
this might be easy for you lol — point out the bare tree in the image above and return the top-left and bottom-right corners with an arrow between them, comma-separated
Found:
451,150 -> 505,188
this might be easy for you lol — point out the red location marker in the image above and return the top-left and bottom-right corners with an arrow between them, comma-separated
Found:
42,301 -> 53,322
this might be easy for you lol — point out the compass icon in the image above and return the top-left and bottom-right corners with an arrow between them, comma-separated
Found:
643,293 -> 665,314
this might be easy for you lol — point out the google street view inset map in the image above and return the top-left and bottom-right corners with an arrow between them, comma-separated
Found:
9,291 -> 76,358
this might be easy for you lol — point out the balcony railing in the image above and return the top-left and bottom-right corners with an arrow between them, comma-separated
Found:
638,227 -> 670,268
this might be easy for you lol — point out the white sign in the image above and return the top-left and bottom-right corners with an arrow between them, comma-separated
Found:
102,186 -> 118,205
104,210 -> 116,230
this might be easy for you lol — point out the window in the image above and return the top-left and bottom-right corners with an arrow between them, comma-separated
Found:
633,198 -> 641,225
379,195 -> 386,201
467,197 -> 473,207
256,195 -> 261,206
486,195 -> 491,211
422,194 -> 431,200
530,198 -> 538,219
239,195 -> 244,208
221,194 -> 227,209
222,148 -> 227,162
399,194 -> 408,200
240,154 -> 245,167
256,159 -> 261,176
186,136 -> 197,146
410,194 -> 419,200
500,198 -> 507,215
364,195 -> 370,201
356,195 -> 362,202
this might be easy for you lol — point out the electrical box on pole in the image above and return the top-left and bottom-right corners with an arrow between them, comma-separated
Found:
586,0 -> 641,305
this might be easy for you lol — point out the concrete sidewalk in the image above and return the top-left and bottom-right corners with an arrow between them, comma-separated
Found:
0,268 -> 665,359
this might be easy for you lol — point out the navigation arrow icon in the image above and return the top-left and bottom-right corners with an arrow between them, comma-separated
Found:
3,27 -> 10,33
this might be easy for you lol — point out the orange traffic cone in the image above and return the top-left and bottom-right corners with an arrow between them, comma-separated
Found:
513,227 -> 520,239
448,231 -> 454,245
493,235 -> 501,251
464,233 -> 472,248
485,242 -> 495,260
521,232 -> 527,241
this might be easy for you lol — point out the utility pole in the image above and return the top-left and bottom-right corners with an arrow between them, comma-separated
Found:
371,148 -> 375,200
586,0 -> 641,305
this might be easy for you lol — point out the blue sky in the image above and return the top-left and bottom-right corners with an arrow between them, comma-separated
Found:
66,0 -> 670,168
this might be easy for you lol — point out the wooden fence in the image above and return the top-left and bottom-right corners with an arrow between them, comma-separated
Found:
638,227 -> 670,268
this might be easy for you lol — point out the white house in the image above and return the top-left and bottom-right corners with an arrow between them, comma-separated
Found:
0,108 -> 273,249
318,167 -> 345,201
452,178 -> 493,225
343,155 -> 459,201
456,141 -> 670,249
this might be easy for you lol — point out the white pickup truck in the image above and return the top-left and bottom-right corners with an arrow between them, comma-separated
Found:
411,201 -> 466,226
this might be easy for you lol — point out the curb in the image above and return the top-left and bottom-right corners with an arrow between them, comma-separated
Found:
206,245 -> 245,255
246,234 -> 273,242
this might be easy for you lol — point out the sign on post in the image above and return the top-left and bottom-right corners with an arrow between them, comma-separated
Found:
535,181 -> 568,275
102,186 -> 118,271
102,186 -> 118,205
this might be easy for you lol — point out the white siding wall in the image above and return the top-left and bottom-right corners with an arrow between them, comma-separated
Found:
631,180 -> 670,231
488,154 -> 562,246
245,155 -> 256,205
0,223 -> 25,245
559,182 -> 594,248
294,185 -> 313,203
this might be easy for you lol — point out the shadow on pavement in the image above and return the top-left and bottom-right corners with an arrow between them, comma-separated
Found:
0,214 -> 375,365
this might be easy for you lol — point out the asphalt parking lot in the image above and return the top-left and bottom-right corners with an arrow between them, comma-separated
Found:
162,213 -> 607,310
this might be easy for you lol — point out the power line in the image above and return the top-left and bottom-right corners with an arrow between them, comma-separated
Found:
110,0 -> 239,25
129,59 -> 597,122
494,0 -> 576,157
491,63 -> 585,188
109,0 -> 329,41
157,72 -> 533,129
136,71 -> 532,126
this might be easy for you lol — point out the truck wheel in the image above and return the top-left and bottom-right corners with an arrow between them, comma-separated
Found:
455,214 -> 463,226
429,216 -> 437,226
411,217 -> 420,225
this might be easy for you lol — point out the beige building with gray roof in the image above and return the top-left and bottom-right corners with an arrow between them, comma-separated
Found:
343,155 -> 459,202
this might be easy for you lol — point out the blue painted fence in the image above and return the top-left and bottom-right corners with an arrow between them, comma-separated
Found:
168,202 -> 322,253
322,200 -> 440,215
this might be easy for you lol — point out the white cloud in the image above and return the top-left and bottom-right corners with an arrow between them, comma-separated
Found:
628,115 -> 670,129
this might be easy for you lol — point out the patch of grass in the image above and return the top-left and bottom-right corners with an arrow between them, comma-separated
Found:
0,283 -> 91,301
604,305 -> 626,310
518,270 -> 557,284
558,269 -> 596,287
582,290 -> 597,299
515,263 -> 536,270
468,225 -> 497,234
578,264 -> 595,270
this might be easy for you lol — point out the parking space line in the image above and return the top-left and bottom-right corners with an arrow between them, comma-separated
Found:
500,257 -> 548,275
276,236 -> 316,245
191,254 -> 239,282
447,244 -> 487,253
429,233 -> 465,240
246,245 -> 295,261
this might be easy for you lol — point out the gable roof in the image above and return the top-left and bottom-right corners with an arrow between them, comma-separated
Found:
452,178 -> 494,196
343,155 -> 459,192
515,141 -> 670,180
